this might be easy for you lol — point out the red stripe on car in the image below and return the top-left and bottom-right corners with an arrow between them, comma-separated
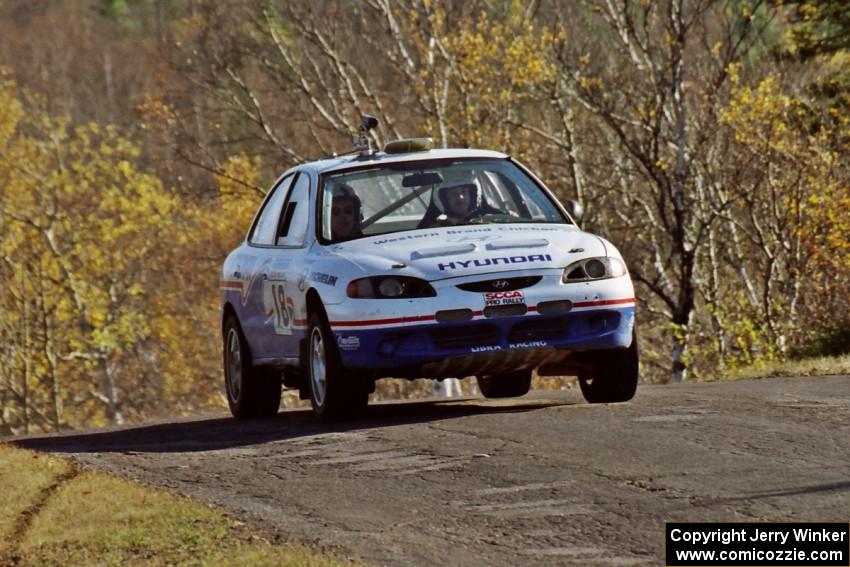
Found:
331,314 -> 438,327
572,298 -> 636,308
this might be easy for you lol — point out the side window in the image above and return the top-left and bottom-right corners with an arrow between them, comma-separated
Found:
249,175 -> 294,245
276,173 -> 311,247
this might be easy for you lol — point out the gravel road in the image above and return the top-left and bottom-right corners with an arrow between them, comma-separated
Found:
14,375 -> 850,566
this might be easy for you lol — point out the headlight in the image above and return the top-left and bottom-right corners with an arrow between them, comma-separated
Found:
378,278 -> 405,297
562,257 -> 627,282
346,276 -> 437,299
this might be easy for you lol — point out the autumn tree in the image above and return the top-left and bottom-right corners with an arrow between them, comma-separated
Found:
533,0 -> 788,381
0,74 -> 219,432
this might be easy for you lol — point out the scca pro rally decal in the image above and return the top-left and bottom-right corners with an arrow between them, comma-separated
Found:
483,290 -> 525,307
438,254 -> 552,271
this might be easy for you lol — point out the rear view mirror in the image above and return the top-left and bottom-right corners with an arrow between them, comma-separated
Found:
565,199 -> 583,221
402,172 -> 443,187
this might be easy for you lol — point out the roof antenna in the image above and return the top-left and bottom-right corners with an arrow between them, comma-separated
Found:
353,114 -> 379,157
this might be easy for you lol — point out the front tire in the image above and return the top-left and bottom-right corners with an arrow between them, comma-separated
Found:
476,369 -> 533,398
308,312 -> 368,421
577,332 -> 639,404
223,315 -> 281,418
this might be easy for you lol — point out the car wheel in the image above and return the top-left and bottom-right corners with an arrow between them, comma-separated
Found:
577,331 -> 639,403
308,312 -> 368,421
476,369 -> 533,398
223,315 -> 282,419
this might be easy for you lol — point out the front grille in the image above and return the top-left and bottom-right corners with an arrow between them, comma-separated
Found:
435,309 -> 474,323
430,325 -> 499,349
483,304 -> 528,318
456,276 -> 542,293
537,299 -> 572,315
508,317 -> 569,342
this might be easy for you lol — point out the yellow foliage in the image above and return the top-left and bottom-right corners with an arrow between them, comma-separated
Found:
405,2 -> 560,149
202,152 -> 265,253
721,71 -> 850,281
0,72 -> 23,148
0,79 -> 207,430
722,74 -> 793,151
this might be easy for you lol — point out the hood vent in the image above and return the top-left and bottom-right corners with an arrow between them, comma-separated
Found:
485,238 -> 549,251
411,243 -> 476,260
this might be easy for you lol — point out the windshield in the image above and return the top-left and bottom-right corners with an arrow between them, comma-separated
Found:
319,158 -> 568,243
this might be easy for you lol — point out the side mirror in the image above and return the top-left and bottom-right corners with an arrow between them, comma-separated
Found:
565,199 -> 583,222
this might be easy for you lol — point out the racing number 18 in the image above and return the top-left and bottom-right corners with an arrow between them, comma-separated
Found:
271,282 -> 290,331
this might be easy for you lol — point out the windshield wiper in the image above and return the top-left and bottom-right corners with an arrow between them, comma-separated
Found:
467,214 -> 527,224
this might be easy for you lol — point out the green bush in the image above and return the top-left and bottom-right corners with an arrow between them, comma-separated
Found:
792,321 -> 850,358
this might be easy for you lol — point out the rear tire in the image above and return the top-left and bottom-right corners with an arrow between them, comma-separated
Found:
223,315 -> 281,419
578,332 -> 639,403
308,312 -> 368,421
476,369 -> 533,398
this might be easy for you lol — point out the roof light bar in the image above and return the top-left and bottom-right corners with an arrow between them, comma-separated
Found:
384,137 -> 434,154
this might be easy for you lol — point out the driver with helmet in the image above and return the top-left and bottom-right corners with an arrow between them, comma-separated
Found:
418,182 -> 504,228
330,184 -> 364,241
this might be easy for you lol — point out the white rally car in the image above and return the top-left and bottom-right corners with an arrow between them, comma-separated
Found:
221,127 -> 638,421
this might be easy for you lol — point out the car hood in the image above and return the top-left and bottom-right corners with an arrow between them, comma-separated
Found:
325,224 -> 609,281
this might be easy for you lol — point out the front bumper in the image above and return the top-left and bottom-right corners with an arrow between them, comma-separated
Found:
331,305 -> 635,376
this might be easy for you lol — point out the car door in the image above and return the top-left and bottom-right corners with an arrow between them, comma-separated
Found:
255,172 -> 312,360
240,174 -> 295,355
